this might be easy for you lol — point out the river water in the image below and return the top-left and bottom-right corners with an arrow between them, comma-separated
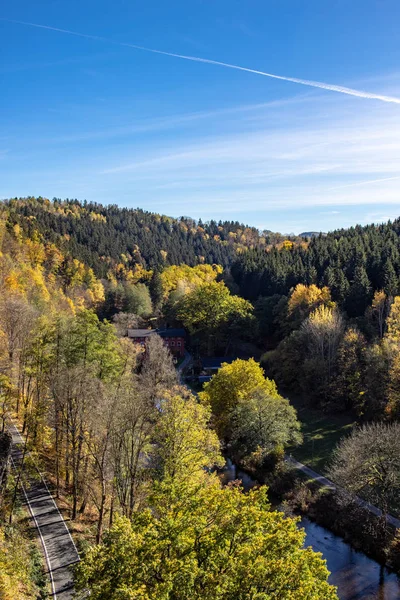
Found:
221,461 -> 400,599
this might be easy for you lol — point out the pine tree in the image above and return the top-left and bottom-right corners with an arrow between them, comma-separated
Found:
149,270 -> 163,310
345,264 -> 372,317
383,259 -> 398,297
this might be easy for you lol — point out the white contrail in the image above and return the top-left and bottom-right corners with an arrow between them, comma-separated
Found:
3,17 -> 400,105
327,175 -> 400,191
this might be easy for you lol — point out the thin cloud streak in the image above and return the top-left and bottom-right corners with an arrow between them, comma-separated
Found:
53,95 -> 308,144
326,175 -> 400,192
102,111 -> 400,177
3,18 -> 400,105
145,186 -> 400,210
91,101 -> 400,215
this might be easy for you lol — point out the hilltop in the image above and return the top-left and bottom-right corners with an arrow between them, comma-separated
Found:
2,197 -> 300,278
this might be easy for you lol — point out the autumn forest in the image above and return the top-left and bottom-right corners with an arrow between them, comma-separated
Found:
2,197 -> 400,599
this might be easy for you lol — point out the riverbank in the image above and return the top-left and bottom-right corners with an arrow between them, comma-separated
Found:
226,457 -> 400,575
283,476 -> 400,570
300,516 -> 400,600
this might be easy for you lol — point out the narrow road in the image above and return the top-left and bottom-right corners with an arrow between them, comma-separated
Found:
177,350 -> 192,383
9,421 -> 80,600
286,455 -> 400,529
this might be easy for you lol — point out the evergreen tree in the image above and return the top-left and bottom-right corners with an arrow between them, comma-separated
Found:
383,259 -> 398,297
149,269 -> 163,310
345,264 -> 372,317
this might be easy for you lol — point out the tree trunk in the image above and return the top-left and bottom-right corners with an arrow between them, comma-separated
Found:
109,481 -> 115,528
96,479 -> 107,544
65,412 -> 70,486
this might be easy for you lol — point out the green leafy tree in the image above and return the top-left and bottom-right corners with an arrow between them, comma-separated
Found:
0,527 -> 41,600
151,393 -> 223,483
149,270 -> 164,310
363,342 -> 392,418
76,394 -> 336,600
199,358 -> 280,439
75,483 -> 337,600
49,310 -> 123,517
254,294 -> 287,343
123,283 -> 153,317
263,329 -> 307,394
176,281 -> 253,354
230,388 -> 302,466
383,259 -> 398,297
386,352 -> 400,418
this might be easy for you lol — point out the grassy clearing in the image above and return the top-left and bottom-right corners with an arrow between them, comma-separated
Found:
288,402 -> 355,474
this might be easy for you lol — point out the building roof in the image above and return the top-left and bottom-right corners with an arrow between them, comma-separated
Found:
127,328 -> 186,339
157,328 -> 186,338
127,328 -> 155,338
201,357 -> 235,370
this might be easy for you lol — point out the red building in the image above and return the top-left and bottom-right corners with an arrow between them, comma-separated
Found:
127,328 -> 186,358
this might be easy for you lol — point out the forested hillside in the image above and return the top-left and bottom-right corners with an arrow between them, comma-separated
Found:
0,208 -> 105,313
0,197 -> 337,599
5,198 -> 400,324
3,197 -> 293,276
232,221 -> 400,317
4,194 -> 400,597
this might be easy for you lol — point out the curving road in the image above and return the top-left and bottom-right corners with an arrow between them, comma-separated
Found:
9,421 -> 80,600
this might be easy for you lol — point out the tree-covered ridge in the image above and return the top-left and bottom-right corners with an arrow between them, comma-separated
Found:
3,197 -> 299,277
0,212 -> 104,314
4,198 -> 400,323
232,220 -> 400,317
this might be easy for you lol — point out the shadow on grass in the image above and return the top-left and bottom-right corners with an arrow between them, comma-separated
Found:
288,404 -> 356,474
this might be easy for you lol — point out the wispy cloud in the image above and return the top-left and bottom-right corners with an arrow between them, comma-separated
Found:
3,17 -> 400,105
2,18 -> 400,226
92,95 -> 400,214
50,95 -> 309,144
361,211 -> 400,224
103,109 -> 400,179
326,175 -> 400,192
4,90 -> 400,220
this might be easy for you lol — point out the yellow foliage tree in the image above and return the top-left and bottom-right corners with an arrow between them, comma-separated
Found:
287,284 -> 334,330
369,290 -> 391,339
199,358 -> 279,438
0,527 -> 38,599
282,239 -> 294,250
126,263 -> 153,284
76,393 -> 336,600
384,297 -> 400,417
160,263 -> 222,301
385,296 -> 400,344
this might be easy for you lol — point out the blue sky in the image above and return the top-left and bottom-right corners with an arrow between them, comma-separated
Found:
1,1 -> 400,233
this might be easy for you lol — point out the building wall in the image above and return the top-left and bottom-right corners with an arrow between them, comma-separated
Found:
132,335 -> 185,357
162,336 -> 185,357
